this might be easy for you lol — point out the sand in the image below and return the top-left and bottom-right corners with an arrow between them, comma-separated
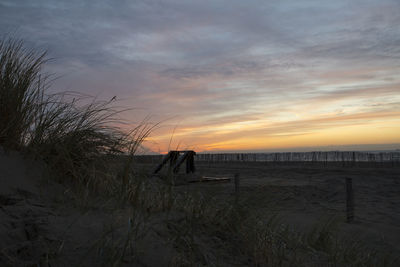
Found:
1,150 -> 399,266
180,161 -> 400,253
0,150 -> 177,266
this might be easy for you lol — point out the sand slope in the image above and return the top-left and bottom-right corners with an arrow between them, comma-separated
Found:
0,150 -> 180,266
0,150 -> 58,266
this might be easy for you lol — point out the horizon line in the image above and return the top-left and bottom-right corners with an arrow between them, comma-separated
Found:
139,143 -> 400,155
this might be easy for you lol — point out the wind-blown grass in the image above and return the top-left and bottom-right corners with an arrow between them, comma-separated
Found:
0,37 -> 155,193
0,38 -> 47,150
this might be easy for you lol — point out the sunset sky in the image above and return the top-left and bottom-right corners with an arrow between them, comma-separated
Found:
1,0 -> 399,153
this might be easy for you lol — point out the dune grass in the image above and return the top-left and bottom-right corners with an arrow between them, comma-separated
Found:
0,38 -> 47,150
0,37 -> 154,194
0,36 -> 158,266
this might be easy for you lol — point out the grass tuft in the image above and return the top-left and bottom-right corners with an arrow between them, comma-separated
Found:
0,36 -> 155,194
0,37 -> 48,150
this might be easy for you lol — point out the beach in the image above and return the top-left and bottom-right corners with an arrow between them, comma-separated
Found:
1,149 -> 400,266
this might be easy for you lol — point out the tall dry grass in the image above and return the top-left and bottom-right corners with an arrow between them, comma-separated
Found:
0,37 -> 154,193
0,38 -> 47,150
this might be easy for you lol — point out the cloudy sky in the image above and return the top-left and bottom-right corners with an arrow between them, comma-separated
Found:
1,0 -> 399,153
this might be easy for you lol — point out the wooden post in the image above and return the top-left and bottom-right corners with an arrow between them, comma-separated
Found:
172,151 -> 189,173
153,151 -> 173,174
346,178 -> 354,223
234,173 -> 240,203
185,151 -> 196,174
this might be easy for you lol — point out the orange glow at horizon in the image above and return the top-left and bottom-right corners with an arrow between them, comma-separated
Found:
144,110 -> 400,153
134,65 -> 400,154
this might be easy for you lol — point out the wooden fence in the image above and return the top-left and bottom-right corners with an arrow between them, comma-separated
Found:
135,151 -> 400,164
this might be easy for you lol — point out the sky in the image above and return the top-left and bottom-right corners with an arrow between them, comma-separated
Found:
1,0 -> 399,153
